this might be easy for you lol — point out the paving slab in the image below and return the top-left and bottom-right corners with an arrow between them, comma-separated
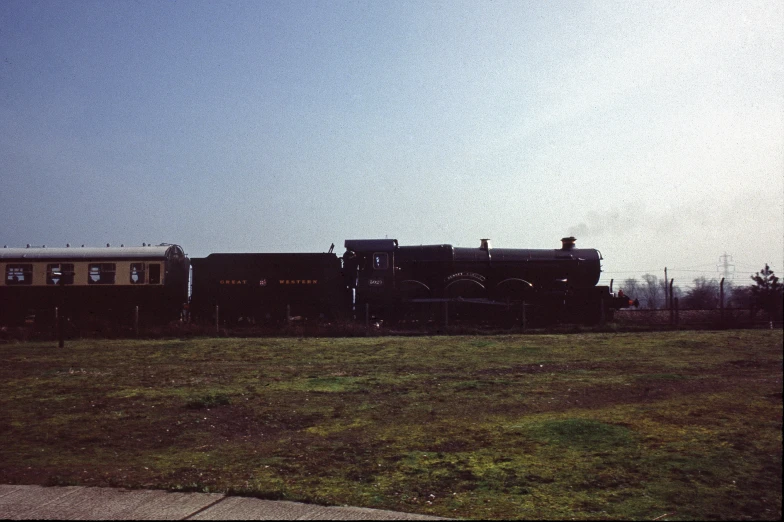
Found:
305,505 -> 443,520
190,497 -> 321,520
0,485 -> 83,519
0,485 -> 446,520
0,485 -> 28,499
190,496 -> 443,520
116,490 -> 225,520
1,485 -> 222,520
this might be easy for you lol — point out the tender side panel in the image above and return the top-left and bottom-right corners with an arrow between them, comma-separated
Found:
190,253 -> 345,325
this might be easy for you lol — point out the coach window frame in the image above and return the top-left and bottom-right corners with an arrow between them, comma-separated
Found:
148,263 -> 161,284
88,263 -> 116,285
5,264 -> 33,285
46,263 -> 75,285
130,262 -> 146,284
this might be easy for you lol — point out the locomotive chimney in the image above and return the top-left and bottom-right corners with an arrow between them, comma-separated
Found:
480,239 -> 492,251
561,236 -> 576,250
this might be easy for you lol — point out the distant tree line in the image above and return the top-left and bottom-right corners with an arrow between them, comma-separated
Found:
619,264 -> 783,319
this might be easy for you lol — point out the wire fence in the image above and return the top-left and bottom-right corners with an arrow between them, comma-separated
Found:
599,264 -> 779,291
613,307 -> 783,330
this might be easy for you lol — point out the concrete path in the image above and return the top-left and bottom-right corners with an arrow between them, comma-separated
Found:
0,485 -> 445,520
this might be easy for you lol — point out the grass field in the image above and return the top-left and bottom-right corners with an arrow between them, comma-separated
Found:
0,330 -> 781,520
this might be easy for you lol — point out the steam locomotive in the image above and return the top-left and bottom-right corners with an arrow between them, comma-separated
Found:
188,237 -> 634,327
0,237 -> 634,329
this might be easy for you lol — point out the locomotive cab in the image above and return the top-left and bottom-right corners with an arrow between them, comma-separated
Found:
343,239 -> 398,320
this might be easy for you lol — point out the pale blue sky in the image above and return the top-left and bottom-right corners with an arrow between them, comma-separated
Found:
2,0 -> 782,286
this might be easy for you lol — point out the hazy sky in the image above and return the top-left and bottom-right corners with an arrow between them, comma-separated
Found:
2,0 -> 782,288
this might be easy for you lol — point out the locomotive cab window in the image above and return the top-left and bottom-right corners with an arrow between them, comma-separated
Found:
88,263 -> 116,285
47,263 -> 74,285
5,264 -> 33,285
372,253 -> 389,270
130,263 -> 146,284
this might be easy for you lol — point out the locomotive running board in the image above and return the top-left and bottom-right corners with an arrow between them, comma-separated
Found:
405,298 -> 515,306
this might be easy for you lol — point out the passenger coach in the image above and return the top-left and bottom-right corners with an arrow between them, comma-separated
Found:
0,243 -> 189,327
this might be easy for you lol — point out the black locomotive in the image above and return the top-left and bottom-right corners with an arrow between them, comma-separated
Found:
189,237 -> 634,327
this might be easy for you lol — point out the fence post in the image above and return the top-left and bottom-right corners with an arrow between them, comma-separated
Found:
56,307 -> 64,348
719,278 -> 725,328
674,298 -> 679,326
58,277 -> 66,348
522,301 -> 527,331
664,267 -> 668,310
669,279 -> 675,325
215,305 -> 219,334
134,306 -> 139,337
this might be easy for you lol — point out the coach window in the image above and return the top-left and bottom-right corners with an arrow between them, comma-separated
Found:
47,263 -> 74,285
148,263 -> 161,284
130,263 -> 146,284
372,253 -> 389,270
88,263 -> 116,285
5,264 -> 33,285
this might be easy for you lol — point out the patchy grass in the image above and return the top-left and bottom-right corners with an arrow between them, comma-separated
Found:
524,418 -> 635,450
185,393 -> 232,410
0,330 -> 781,520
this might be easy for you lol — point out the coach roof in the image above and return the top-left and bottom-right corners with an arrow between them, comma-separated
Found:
0,244 -> 184,261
